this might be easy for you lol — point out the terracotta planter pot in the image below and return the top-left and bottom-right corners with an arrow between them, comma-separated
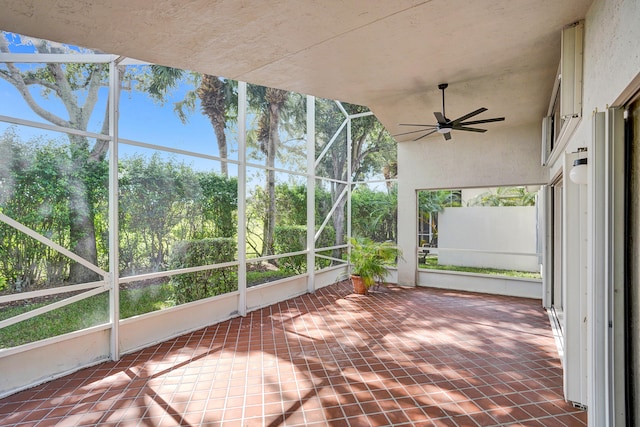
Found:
351,275 -> 368,295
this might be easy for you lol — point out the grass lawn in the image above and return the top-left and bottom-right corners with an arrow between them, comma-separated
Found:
0,283 -> 174,349
419,256 -> 541,279
0,266 -> 302,349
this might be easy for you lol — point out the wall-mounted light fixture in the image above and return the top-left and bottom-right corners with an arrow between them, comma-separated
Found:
569,147 -> 588,185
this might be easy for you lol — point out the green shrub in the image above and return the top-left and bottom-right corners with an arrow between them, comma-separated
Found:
168,238 -> 237,304
274,225 -> 306,274
274,225 -> 337,273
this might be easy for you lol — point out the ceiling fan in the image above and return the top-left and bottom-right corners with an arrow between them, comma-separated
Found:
394,83 -> 505,141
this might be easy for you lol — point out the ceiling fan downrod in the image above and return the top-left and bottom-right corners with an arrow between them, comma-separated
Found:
438,83 -> 448,120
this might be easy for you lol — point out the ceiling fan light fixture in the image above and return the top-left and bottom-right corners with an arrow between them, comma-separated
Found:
437,127 -> 451,134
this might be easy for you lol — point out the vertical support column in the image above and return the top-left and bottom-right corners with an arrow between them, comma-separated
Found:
306,95 -> 316,293
237,81 -> 247,317
396,144 -> 417,286
346,116 -> 352,253
589,112 -> 607,425
108,59 -> 120,361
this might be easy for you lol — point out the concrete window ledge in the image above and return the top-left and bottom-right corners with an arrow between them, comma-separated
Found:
417,269 -> 542,299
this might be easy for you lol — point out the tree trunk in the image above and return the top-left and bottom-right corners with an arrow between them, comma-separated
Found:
263,109 -> 280,258
331,182 -> 347,262
197,75 -> 228,177
67,137 -> 100,283
217,130 -> 228,177
261,88 -> 287,258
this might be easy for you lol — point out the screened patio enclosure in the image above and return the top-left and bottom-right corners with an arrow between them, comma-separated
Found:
0,33 -> 398,397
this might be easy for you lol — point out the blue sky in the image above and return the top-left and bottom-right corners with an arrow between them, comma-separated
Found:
0,31 -> 362,185
0,62 -> 233,170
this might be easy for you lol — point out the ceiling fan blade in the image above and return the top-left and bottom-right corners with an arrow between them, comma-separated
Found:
455,126 -> 488,133
398,123 -> 438,127
451,107 -> 487,124
433,112 -> 448,125
459,117 -> 505,126
393,128 -> 438,137
443,132 -> 452,141
413,129 -> 438,141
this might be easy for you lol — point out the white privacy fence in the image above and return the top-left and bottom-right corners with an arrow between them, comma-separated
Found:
437,206 -> 539,272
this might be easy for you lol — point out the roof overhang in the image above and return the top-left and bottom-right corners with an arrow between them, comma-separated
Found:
0,0 -> 592,142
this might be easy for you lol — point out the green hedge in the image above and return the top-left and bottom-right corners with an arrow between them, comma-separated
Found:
168,238 -> 237,304
274,225 -> 336,273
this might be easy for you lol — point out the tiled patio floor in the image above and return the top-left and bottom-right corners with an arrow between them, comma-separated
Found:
0,282 -> 586,426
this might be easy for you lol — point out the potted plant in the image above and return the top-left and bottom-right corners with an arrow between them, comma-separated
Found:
348,237 -> 402,295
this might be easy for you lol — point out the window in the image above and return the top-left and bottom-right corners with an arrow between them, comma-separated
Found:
542,21 -> 584,166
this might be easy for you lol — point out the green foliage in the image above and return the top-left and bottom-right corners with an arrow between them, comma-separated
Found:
119,154 -> 199,274
420,256 -> 542,279
417,190 -> 462,245
273,225 -> 336,273
348,237 -> 402,288
0,130 -> 94,290
0,283 -> 175,348
198,173 -> 238,238
351,185 -> 397,242
0,293 -> 109,348
467,187 -> 537,207
118,154 -> 238,275
120,282 -> 174,318
168,238 -> 238,304
275,184 -> 307,226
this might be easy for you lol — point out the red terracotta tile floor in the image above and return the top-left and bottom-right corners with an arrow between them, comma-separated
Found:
0,282 -> 587,426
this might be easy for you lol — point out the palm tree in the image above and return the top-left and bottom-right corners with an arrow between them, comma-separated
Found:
418,190 -> 461,246
147,66 -> 236,176
467,187 -> 536,206
256,87 -> 289,257
197,74 -> 235,177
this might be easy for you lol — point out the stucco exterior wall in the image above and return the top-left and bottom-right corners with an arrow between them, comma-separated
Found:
397,115 -> 547,285
548,0 -> 640,179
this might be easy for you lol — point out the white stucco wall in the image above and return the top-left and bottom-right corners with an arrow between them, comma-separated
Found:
549,0 -> 640,422
397,114 -> 547,285
438,206 -> 538,272
548,0 -> 640,178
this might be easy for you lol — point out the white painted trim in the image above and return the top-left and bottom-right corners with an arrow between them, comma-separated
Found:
0,53 -> 116,63
417,270 -> 542,299
237,81 -> 248,317
118,291 -> 240,353
0,326 -> 111,399
0,287 -> 107,329
119,137 -> 241,165
118,261 -> 240,284
606,107 -> 627,425
0,212 -> 107,277
315,118 -> 347,168
589,111 -> 607,425
245,160 -> 307,177
0,280 -> 105,304
315,175 -> 349,186
108,59 -> 121,361
307,95 -> 316,294
246,276 -> 308,312
315,186 -> 348,241
0,115 -> 111,141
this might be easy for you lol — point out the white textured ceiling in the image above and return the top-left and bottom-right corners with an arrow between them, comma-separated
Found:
0,0 -> 592,141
